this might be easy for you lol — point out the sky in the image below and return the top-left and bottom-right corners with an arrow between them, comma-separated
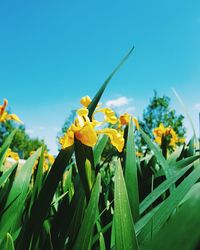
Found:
0,0 -> 200,154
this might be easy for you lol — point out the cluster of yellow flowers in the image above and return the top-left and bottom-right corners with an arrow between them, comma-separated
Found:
59,96 -> 139,152
0,99 -> 22,123
6,148 -> 19,161
153,123 -> 185,148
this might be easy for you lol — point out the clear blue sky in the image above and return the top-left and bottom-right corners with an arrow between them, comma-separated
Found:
1,0 -> 200,154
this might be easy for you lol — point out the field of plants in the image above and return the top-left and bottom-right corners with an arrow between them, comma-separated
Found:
0,49 -> 200,250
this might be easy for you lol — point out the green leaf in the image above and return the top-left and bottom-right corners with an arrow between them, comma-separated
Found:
0,233 -> 15,250
173,154 -> 200,169
141,184 -> 200,250
88,47 -> 134,118
0,129 -> 17,171
52,181 -> 86,250
0,148 -> 41,236
114,159 -> 139,250
0,163 -> 17,187
99,233 -> 106,250
73,174 -> 101,250
93,135 -> 108,167
124,120 -> 139,222
138,163 -> 200,244
74,139 -> 95,201
172,88 -> 197,139
28,146 -> 45,214
139,128 -> 171,179
16,146 -> 74,250
139,164 -> 193,214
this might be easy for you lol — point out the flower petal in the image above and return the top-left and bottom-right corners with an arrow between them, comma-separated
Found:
97,128 -> 124,152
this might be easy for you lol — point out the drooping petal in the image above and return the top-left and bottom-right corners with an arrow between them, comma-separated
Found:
97,128 -> 125,152
7,113 -> 23,123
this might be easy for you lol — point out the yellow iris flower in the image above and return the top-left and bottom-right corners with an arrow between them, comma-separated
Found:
59,99 -> 125,152
119,112 -> 139,129
153,123 -> 185,148
0,99 -> 23,123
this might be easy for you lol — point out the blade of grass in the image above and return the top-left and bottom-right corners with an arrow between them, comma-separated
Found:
73,174 -> 101,250
114,159 -> 139,250
88,47 -> 134,118
0,129 -> 17,171
139,128 -> 170,179
93,135 -> 108,167
172,88 -> 197,139
141,185 -> 200,250
124,119 -> 139,222
138,163 -> 200,244
0,163 -> 17,187
139,164 -> 192,214
0,148 -> 41,235
0,233 -> 15,250
16,146 -> 74,250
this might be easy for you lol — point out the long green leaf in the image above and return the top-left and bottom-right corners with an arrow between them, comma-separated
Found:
88,47 -> 134,118
16,147 -> 74,250
0,148 -> 41,236
93,135 -> 108,167
114,159 -> 139,250
139,128 -> 170,178
0,233 -> 15,250
0,163 -> 17,187
138,163 -> 200,244
139,164 -> 192,214
73,174 -> 101,250
0,129 -> 17,171
172,88 -> 197,139
141,184 -> 200,250
125,119 -> 139,221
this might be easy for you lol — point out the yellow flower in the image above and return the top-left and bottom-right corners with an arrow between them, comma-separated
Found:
60,107 -> 98,148
80,96 -> 92,107
6,148 -> 19,161
153,123 -> 185,149
96,108 -> 118,124
60,105 -> 124,151
0,99 -> 23,123
119,113 -> 131,125
119,112 -> 139,129
97,128 -> 125,152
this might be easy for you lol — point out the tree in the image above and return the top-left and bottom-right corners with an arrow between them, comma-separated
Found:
136,91 -> 186,151
0,120 -> 48,159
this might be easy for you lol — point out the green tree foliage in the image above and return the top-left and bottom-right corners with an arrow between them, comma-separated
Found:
136,91 -> 186,151
0,120 -> 47,159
